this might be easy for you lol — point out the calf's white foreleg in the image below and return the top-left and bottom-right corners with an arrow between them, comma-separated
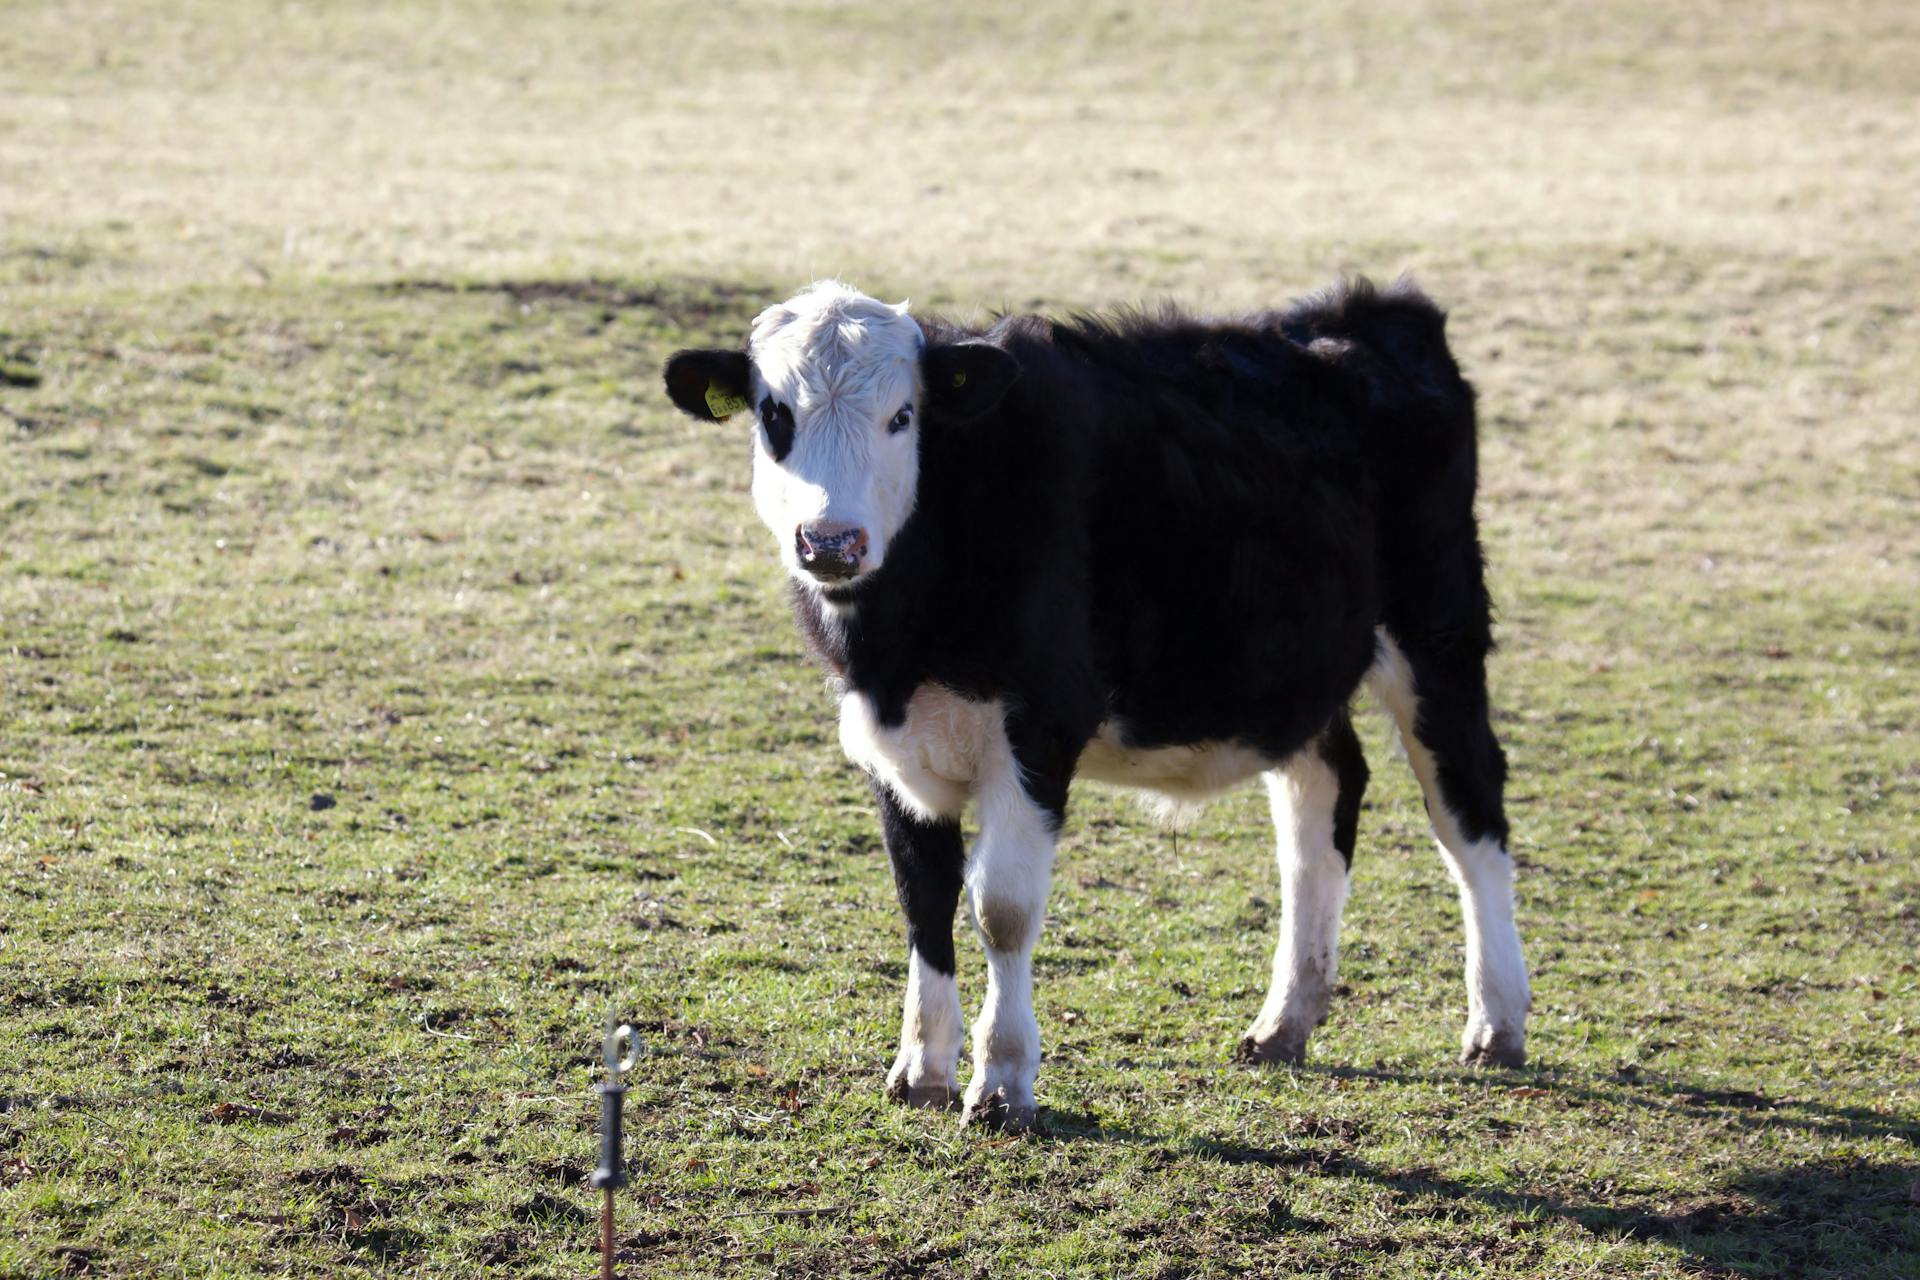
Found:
889,949 -> 964,1107
960,760 -> 1058,1130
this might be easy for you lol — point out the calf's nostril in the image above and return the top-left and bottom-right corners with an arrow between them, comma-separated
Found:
794,523 -> 868,578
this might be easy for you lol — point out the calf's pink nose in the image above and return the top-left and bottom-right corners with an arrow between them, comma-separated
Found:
795,522 -> 869,580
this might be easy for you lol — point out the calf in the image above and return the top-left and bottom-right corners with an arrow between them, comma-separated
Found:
663,278 -> 1530,1129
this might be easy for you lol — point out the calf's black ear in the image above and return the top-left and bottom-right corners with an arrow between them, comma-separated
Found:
923,342 -> 1019,421
663,348 -> 752,421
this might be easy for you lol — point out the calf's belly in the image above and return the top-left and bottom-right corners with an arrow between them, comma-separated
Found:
1075,720 -> 1276,800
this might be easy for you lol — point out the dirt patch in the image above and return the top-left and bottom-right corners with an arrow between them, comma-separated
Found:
511,1190 -> 591,1226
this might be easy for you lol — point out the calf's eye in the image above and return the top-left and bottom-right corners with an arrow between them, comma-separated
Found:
758,396 -> 795,461
888,405 -> 913,433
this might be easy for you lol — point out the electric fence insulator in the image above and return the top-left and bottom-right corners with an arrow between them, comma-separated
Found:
594,1021 -> 639,1280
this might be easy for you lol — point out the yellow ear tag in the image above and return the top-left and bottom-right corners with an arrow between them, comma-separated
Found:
951,371 -> 967,388
704,382 -> 750,419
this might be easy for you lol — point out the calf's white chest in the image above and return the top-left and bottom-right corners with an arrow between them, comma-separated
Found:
839,685 -> 1009,821
841,686 -> 1279,824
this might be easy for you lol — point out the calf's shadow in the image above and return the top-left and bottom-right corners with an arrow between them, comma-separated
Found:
1034,1064 -> 1919,1278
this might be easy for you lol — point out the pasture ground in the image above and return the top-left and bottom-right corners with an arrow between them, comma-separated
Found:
3,3 -> 1917,1276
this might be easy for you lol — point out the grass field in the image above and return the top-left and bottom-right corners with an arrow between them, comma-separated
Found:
3,2 -> 1917,1276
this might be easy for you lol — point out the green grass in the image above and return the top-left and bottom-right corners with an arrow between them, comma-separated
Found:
3,3 -> 1917,1277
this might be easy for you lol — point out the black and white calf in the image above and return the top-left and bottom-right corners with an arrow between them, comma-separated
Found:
663,278 -> 1530,1129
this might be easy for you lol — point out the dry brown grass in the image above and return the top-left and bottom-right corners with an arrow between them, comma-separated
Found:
7,1 -> 1917,301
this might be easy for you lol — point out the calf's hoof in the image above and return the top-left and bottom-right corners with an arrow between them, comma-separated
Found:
879,1059 -> 956,1113
1460,1026 -> 1526,1069
960,1088 -> 1038,1133
1235,1025 -> 1310,1067
885,1075 -> 956,1110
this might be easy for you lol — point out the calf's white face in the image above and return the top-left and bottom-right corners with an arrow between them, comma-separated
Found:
662,280 -> 1021,596
747,284 -> 925,586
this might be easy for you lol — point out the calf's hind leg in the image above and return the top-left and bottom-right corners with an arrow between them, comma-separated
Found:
1240,714 -> 1368,1066
1369,630 -> 1531,1067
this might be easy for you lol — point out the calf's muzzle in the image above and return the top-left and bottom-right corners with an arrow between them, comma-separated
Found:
796,521 -> 869,581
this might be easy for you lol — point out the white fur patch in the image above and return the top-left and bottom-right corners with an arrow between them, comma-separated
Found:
890,948 -> 963,1100
839,684 -> 1005,822
1076,719 -> 1277,825
748,281 -> 924,586
1442,833 -> 1531,1056
1244,750 -> 1352,1057
961,737 -> 1058,1125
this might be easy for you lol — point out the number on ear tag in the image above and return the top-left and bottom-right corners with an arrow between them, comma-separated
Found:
705,382 -> 750,419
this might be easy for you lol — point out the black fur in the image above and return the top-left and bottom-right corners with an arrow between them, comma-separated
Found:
702,277 -> 1512,972
757,396 -> 795,462
873,780 -> 967,976
923,342 -> 1021,420
1318,711 -> 1370,867
662,348 -> 749,421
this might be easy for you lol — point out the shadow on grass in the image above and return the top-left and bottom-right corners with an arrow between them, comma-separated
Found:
1039,1066 -> 1920,1279
376,275 -> 766,334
